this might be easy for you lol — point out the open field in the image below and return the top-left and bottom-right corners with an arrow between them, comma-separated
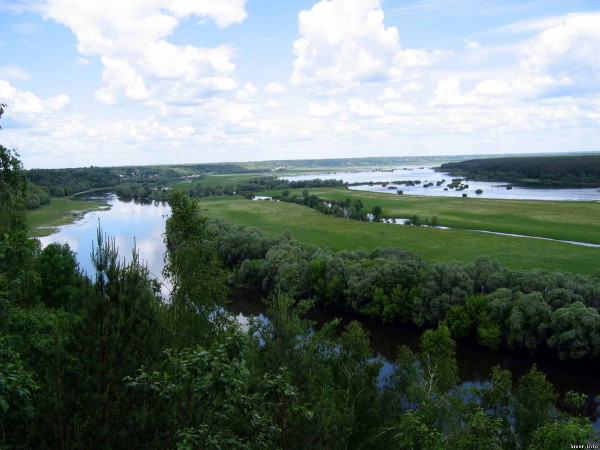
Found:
27,197 -> 109,237
168,170 -> 359,190
199,195 -> 600,274
169,173 -> 267,190
260,187 -> 600,245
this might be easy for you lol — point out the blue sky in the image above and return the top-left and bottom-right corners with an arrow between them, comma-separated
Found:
1,0 -> 599,168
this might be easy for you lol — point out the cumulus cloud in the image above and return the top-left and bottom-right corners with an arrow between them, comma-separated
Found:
379,87 -> 402,101
265,82 -> 285,93
0,80 -> 69,114
234,83 -> 257,101
518,12 -> 600,96
462,13 -> 600,103
348,98 -> 384,117
432,78 -> 484,107
382,101 -> 415,115
26,0 -> 248,105
291,0 -> 433,92
308,99 -> 341,117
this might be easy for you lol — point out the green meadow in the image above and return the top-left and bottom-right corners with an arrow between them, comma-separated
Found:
169,173 -> 265,190
261,187 -> 600,245
199,195 -> 600,274
27,197 -> 109,237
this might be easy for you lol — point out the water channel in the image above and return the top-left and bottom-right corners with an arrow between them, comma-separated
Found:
38,192 -> 600,427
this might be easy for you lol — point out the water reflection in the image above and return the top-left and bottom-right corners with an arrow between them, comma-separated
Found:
226,288 -> 600,428
283,166 -> 600,201
38,194 -> 171,296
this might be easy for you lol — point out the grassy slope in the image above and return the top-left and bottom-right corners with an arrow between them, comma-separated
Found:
27,197 -> 109,237
260,187 -> 600,245
199,195 -> 600,275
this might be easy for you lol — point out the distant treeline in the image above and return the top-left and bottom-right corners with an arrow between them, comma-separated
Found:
172,163 -> 271,174
208,218 -> 600,362
441,154 -> 600,186
26,167 -> 120,197
188,176 -> 345,198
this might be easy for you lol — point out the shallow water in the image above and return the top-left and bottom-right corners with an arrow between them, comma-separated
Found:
283,166 -> 600,201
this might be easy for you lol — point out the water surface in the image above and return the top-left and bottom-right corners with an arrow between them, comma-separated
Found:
39,194 -> 171,294
283,166 -> 600,201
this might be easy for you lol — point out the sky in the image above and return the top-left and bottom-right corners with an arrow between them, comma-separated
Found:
1,0 -> 599,169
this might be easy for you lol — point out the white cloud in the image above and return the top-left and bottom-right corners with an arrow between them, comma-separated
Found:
348,98 -> 384,117
518,13 -> 600,95
382,101 -> 415,115
379,87 -> 402,101
0,80 -> 70,114
0,65 -> 31,80
95,56 -> 150,104
433,78 -> 480,106
499,15 -> 570,34
265,99 -> 282,109
265,82 -> 285,93
308,100 -> 341,117
219,102 -> 253,126
401,82 -> 422,93
235,82 -> 257,101
26,0 -> 247,105
454,13 -> 600,103
291,0 -> 433,92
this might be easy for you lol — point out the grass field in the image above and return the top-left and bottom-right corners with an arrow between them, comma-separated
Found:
168,170 -> 355,190
28,197 -> 109,237
259,187 -> 600,245
199,195 -> 600,274
169,173 -> 268,190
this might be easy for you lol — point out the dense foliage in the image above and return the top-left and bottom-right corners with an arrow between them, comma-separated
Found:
186,176 -> 345,199
1,125 -> 598,447
26,167 -> 121,197
276,189 -> 378,221
207,219 -> 600,362
441,154 -> 600,186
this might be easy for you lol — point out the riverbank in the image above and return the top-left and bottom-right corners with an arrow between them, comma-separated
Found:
27,196 -> 111,237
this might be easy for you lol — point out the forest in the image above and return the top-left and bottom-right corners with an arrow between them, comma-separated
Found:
440,154 -> 600,186
2,138 -> 599,448
207,218 -> 600,361
188,177 -> 345,199
0,156 -> 596,449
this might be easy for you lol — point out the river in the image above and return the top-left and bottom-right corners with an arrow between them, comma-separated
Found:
38,193 -> 600,427
283,166 -> 600,201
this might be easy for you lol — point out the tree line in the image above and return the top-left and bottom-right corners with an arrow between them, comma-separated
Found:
277,189 -> 385,222
1,100 -> 598,448
441,154 -> 600,186
186,177 -> 345,198
1,142 -> 598,446
207,218 -> 600,362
